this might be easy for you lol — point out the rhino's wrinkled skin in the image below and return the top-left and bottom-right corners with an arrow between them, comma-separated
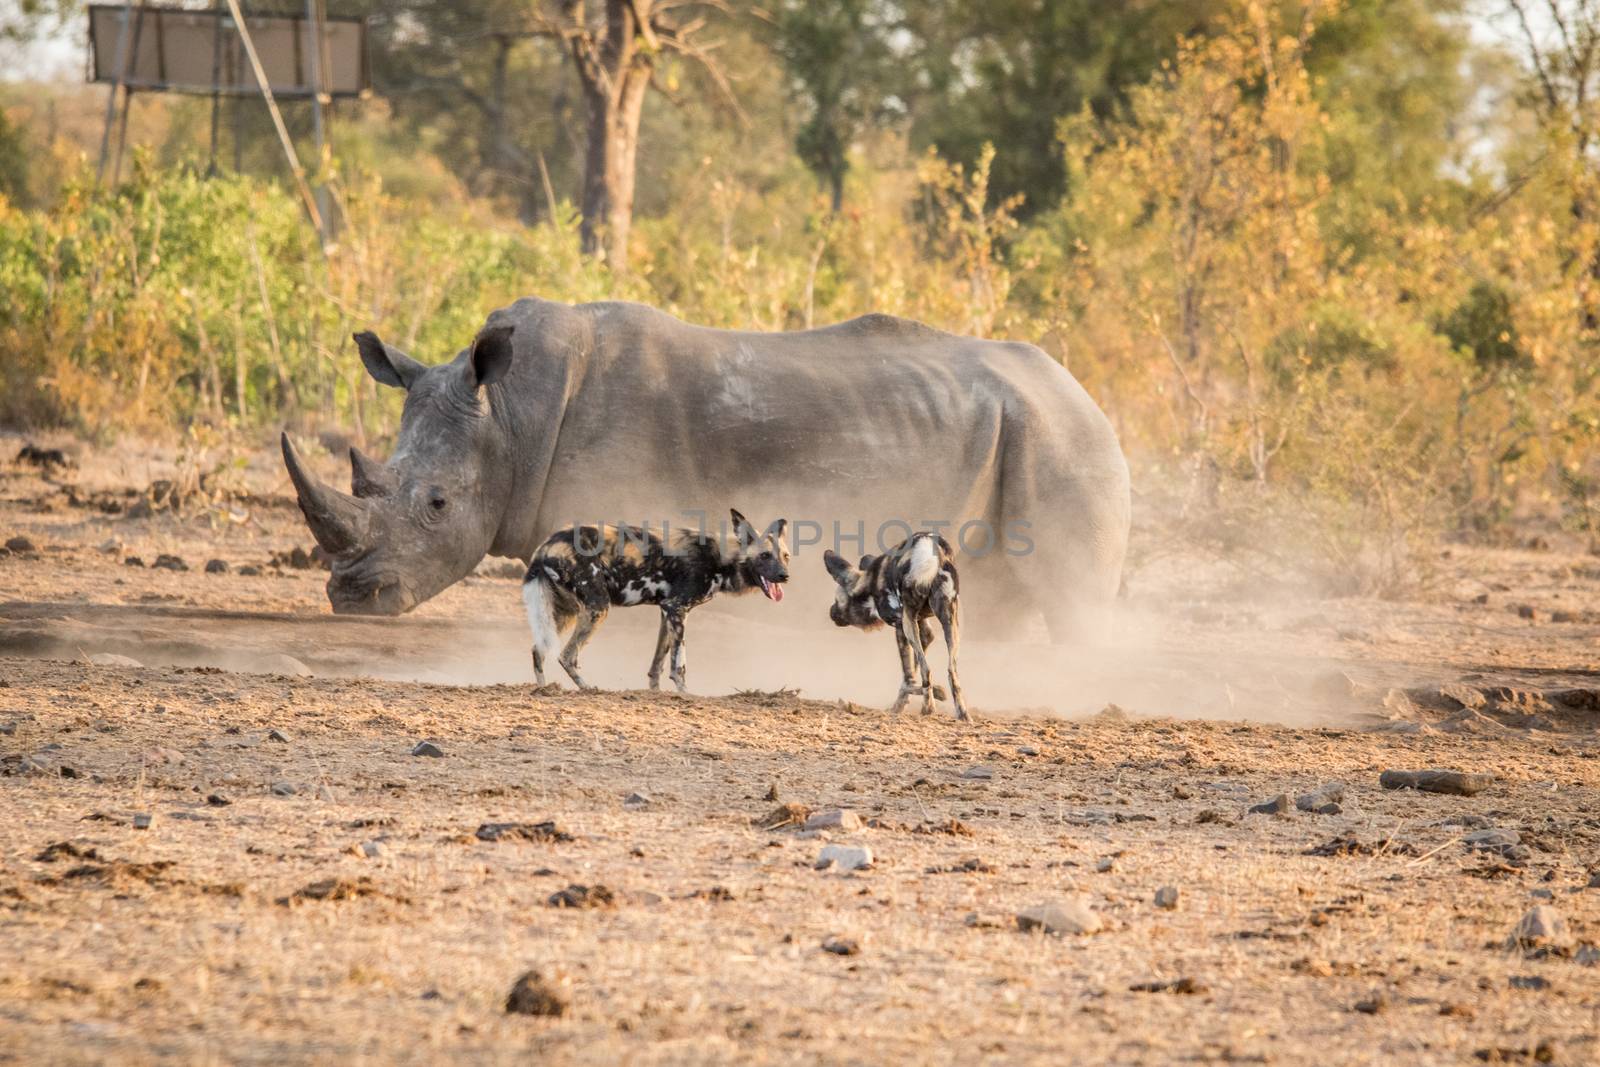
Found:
282,297 -> 1130,638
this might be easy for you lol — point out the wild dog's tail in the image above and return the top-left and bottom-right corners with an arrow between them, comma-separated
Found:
906,534 -> 941,590
522,567 -> 573,660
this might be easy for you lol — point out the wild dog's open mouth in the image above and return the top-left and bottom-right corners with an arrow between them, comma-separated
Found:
759,577 -> 784,603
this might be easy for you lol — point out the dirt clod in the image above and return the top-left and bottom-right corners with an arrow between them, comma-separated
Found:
475,821 -> 571,843
753,802 -> 810,830
411,741 -> 444,758
1130,977 -> 1207,995
821,936 -> 860,956
505,970 -> 569,1017
548,884 -> 616,909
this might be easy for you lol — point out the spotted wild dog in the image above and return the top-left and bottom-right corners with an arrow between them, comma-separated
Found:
524,509 -> 789,692
823,532 -> 970,722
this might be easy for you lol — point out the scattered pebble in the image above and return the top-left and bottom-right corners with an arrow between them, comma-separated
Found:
815,844 -> 874,872
1017,745 -> 1039,756
1154,886 -> 1180,910
152,554 -> 188,572
411,741 -> 444,758
803,808 -> 862,832
1509,975 -> 1551,991
1295,782 -> 1345,814
266,729 -> 291,744
1016,896 -> 1101,936
622,792 -> 651,809
349,840 -> 382,859
960,765 -> 994,780
1379,768 -> 1493,796
1095,855 -> 1116,872
131,812 -> 153,830
5,535 -> 36,553
124,556 -> 145,568
238,565 -> 262,577
820,936 -> 860,956
1507,905 -> 1572,950
206,793 -> 231,807
204,559 -> 229,574
505,970 -> 568,1016
1247,793 -> 1292,816
270,781 -> 299,797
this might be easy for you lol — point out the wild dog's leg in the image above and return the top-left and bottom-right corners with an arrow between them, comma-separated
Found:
647,611 -> 674,690
941,599 -> 971,722
532,645 -> 546,686
559,605 -> 607,690
891,626 -> 916,714
917,617 -> 948,702
665,606 -> 689,694
900,610 -> 937,716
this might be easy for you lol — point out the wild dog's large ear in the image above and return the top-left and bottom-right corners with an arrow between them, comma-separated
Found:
354,331 -> 427,390
765,518 -> 788,542
468,324 -> 516,389
823,549 -> 855,582
729,508 -> 757,545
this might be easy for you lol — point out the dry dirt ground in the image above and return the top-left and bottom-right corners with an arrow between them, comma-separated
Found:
1,436 -> 1598,1065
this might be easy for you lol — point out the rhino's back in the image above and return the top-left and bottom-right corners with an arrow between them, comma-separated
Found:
500,297 -> 1118,522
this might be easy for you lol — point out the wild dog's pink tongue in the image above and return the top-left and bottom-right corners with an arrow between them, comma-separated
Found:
760,577 -> 783,602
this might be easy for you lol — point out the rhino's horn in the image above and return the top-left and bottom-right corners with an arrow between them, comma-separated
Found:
281,433 -> 369,556
348,446 -> 395,499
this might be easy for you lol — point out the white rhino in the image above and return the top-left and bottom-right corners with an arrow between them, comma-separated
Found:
281,298 -> 1129,639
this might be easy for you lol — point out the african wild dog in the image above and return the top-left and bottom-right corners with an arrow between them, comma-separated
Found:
824,532 -> 970,722
524,509 -> 790,691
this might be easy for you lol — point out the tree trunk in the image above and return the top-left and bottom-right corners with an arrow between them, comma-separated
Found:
572,0 -> 655,270
485,35 -> 512,198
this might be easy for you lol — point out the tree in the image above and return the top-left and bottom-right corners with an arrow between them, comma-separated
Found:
768,0 -> 895,212
899,0 -> 1226,218
526,0 -> 742,267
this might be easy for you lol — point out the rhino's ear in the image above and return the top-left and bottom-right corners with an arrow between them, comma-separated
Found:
468,325 -> 516,389
354,331 -> 426,391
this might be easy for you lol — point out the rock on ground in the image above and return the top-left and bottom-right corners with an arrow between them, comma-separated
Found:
1016,896 -> 1101,936
1379,769 -> 1494,796
815,844 -> 874,871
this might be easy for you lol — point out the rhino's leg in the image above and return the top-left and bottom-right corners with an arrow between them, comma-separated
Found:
647,612 -> 674,690
665,607 -> 689,694
940,598 -> 971,723
917,616 -> 947,702
559,605 -> 606,690
890,626 -> 917,714
901,611 -> 937,716
999,426 -> 1130,647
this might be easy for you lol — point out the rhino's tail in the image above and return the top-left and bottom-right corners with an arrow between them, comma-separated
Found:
522,567 -> 575,668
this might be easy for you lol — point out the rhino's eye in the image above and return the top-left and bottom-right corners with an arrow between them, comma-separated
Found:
428,492 -> 447,512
